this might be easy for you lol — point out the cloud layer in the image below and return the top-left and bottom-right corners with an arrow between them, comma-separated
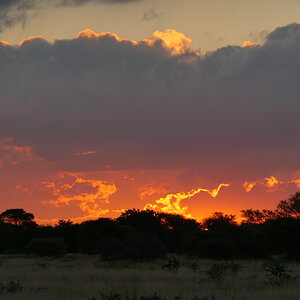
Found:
0,24 -> 300,183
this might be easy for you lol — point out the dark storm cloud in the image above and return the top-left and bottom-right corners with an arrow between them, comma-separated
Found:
0,0 -> 139,32
0,24 -> 300,179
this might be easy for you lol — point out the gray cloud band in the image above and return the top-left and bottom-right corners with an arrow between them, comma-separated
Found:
0,0 -> 139,32
0,24 -> 299,179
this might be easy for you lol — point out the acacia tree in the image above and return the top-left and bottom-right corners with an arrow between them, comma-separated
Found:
241,209 -> 277,224
0,209 -> 35,226
276,191 -> 300,218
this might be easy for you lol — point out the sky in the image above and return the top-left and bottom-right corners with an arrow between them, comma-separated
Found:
0,0 -> 300,224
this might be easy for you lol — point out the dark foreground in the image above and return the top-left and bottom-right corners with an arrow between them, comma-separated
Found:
0,255 -> 299,300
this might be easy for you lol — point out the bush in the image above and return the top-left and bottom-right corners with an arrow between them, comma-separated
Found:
189,297 -> 216,300
139,293 -> 165,300
106,233 -> 166,261
263,259 -> 295,286
89,293 -> 166,300
100,292 -> 122,300
206,262 -> 241,281
161,255 -> 181,272
0,281 -> 23,293
26,238 -> 66,257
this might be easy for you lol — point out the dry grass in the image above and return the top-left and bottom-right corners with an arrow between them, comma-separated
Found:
0,255 -> 299,300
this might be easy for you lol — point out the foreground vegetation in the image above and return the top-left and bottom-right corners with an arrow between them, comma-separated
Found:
1,192 -> 300,260
0,192 -> 299,298
0,255 -> 299,300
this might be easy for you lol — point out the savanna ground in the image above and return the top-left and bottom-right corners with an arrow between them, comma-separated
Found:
0,255 -> 299,300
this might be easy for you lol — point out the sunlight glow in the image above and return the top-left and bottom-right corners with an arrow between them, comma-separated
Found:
241,41 -> 259,48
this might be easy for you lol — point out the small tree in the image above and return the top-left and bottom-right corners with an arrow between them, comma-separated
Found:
57,219 -> 73,227
0,209 -> 34,226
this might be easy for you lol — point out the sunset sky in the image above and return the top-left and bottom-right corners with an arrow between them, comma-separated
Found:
1,0 -> 300,224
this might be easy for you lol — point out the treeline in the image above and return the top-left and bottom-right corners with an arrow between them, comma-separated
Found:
0,192 -> 300,260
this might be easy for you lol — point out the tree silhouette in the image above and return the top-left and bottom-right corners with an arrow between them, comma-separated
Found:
202,212 -> 237,231
158,213 -> 200,232
116,209 -> 163,234
0,191 -> 299,259
276,192 -> 300,218
0,209 -> 34,226
57,219 -> 73,227
241,209 -> 277,224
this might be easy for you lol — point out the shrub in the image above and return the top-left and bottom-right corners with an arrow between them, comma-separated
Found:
26,238 -> 66,257
206,262 -> 241,281
107,233 -> 166,261
161,255 -> 181,272
189,297 -> 216,300
139,293 -> 165,300
263,259 -> 295,286
100,292 -> 122,300
0,281 -> 23,293
89,293 -> 165,300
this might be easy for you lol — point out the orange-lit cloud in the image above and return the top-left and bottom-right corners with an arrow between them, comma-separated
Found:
265,176 -> 282,190
78,29 -> 137,45
3,28 -> 193,61
290,179 -> 300,187
243,176 -> 300,192
19,36 -> 46,46
145,29 -> 192,55
76,150 -> 97,156
0,137 -> 41,167
241,41 -> 259,48
243,181 -> 257,192
139,183 -> 168,200
0,40 -> 10,47
16,185 -> 30,193
144,183 -> 230,217
78,28 -> 192,56
42,172 -> 117,219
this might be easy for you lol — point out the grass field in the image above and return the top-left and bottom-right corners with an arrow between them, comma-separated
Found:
0,255 -> 299,300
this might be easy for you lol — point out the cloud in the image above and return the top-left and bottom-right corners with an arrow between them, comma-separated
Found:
0,24 -> 300,183
140,8 -> 164,22
60,0 -> 139,6
243,176 -> 300,192
0,0 -> 38,32
139,183 -> 169,200
42,172 -> 117,218
0,0 -> 139,32
0,137 -> 41,167
144,29 -> 193,55
241,41 -> 259,48
144,184 -> 230,217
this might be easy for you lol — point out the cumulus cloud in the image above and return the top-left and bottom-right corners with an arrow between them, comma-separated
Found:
0,24 -> 300,182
